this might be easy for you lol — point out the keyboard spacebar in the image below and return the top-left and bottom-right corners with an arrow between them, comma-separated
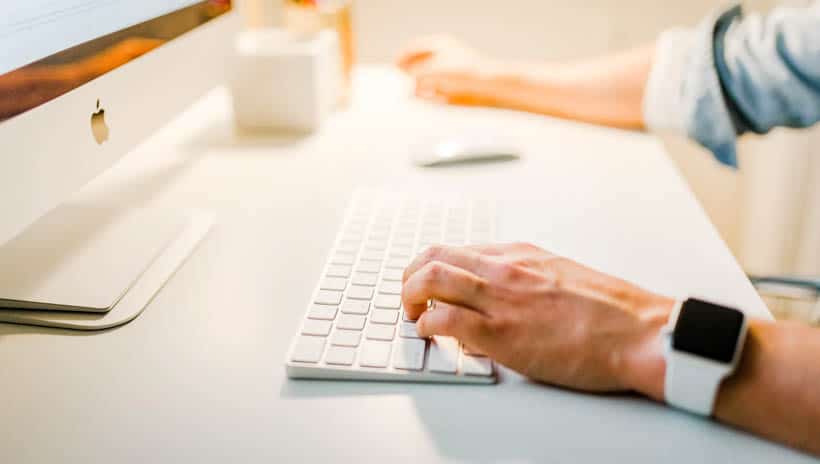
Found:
427,336 -> 459,374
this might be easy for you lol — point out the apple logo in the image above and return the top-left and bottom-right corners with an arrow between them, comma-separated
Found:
90,99 -> 109,145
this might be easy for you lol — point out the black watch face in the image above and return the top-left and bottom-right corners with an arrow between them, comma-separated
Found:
672,299 -> 745,363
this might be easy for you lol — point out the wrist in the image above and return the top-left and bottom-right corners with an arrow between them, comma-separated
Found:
620,296 -> 674,401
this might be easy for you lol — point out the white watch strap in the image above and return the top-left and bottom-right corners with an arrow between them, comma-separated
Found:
664,349 -> 729,416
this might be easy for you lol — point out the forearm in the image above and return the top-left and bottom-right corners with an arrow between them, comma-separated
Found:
715,320 -> 820,454
489,43 -> 655,129
630,318 -> 820,455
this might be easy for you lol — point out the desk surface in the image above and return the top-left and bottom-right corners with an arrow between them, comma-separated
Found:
0,67 -> 812,463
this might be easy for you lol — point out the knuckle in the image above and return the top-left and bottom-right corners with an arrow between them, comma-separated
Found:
541,258 -> 568,288
422,261 -> 446,285
471,275 -> 487,295
493,261 -> 525,281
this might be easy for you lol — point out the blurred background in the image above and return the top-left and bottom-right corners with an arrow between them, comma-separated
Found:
245,0 -> 820,320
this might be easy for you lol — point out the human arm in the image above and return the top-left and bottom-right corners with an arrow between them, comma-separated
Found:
401,243 -> 820,455
396,36 -> 654,130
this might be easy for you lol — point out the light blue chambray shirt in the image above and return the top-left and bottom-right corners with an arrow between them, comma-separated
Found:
643,2 -> 820,168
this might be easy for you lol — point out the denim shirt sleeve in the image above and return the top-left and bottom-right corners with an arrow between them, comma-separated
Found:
643,2 -> 820,168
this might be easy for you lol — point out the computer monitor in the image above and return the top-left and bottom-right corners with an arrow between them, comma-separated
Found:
0,0 -> 238,244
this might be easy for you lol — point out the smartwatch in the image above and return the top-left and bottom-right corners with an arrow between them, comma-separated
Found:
662,298 -> 749,416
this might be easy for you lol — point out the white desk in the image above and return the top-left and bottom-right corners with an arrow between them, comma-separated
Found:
0,67 -> 812,463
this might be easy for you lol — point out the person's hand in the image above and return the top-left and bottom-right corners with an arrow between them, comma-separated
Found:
395,35 -> 509,107
401,243 -> 674,399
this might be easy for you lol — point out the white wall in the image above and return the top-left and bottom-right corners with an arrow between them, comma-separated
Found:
354,0 -> 709,63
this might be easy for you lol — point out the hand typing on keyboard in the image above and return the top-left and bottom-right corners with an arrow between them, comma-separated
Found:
402,242 -> 675,398
286,191 -> 498,383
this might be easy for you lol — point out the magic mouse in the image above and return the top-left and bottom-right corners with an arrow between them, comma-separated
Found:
411,134 -> 522,167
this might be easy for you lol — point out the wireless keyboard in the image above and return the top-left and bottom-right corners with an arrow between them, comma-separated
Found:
285,189 -> 497,384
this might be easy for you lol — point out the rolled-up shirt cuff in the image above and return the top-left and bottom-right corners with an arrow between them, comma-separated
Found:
642,28 -> 692,134
642,6 -> 743,168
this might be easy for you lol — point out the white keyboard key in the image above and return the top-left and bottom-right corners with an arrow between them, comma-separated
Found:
470,234 -> 492,244
324,345 -> 357,366
367,227 -> 390,237
390,237 -> 416,248
342,232 -> 364,242
314,290 -> 342,306
399,322 -> 421,338
392,338 -> 426,371
389,247 -> 413,257
364,241 -> 388,251
372,230 -> 391,240
366,323 -> 395,341
359,340 -> 392,368
320,277 -> 347,291
391,233 -> 414,243
420,233 -> 441,243
427,336 -> 459,373
336,241 -> 360,253
331,253 -> 355,265
291,336 -> 326,363
307,305 -> 337,321
301,319 -> 332,336
347,285 -> 374,300
379,281 -> 402,295
386,257 -> 411,269
360,250 -> 383,262
352,273 -> 378,286
462,355 -> 493,376
326,264 -> 352,278
370,309 -> 399,325
336,314 -> 366,331
382,268 -> 404,281
331,329 -> 361,347
356,261 -> 381,273
374,294 -> 401,309
340,299 -> 369,315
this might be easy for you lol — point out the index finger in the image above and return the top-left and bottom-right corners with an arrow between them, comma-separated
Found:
403,245 -> 489,284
